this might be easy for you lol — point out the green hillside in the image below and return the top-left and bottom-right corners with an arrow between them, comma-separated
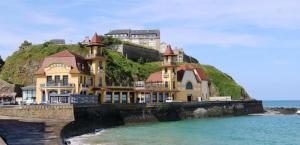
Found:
0,41 -> 250,100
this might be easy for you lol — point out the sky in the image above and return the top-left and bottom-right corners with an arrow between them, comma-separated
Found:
0,0 -> 299,100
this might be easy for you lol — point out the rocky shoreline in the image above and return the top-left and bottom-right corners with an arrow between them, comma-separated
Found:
264,107 -> 299,115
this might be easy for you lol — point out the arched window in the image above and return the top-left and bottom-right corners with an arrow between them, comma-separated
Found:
186,82 -> 193,90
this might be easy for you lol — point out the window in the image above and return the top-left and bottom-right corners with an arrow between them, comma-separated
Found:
186,82 -> 193,90
63,75 -> 68,86
165,68 -> 168,73
114,93 -> 119,103
46,76 -> 52,85
173,81 -> 176,89
105,93 -> 112,103
54,76 -> 60,84
122,93 -> 127,104
165,81 -> 169,88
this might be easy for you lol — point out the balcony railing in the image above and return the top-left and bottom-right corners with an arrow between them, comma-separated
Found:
133,81 -> 170,89
86,53 -> 104,59
107,82 -> 134,87
80,83 -> 89,88
161,62 -> 176,66
163,73 -> 169,78
40,83 -> 75,88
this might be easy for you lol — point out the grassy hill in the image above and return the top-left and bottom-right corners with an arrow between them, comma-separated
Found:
0,42 -> 250,100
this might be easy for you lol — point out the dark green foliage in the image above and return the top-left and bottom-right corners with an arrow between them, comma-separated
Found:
0,55 -> 4,71
101,36 -> 122,47
200,64 -> 246,100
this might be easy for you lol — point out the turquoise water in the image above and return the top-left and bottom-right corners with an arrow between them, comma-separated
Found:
72,100 -> 300,145
263,100 -> 300,108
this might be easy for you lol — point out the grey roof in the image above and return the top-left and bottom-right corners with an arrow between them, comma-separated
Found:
105,29 -> 160,36
21,86 -> 36,90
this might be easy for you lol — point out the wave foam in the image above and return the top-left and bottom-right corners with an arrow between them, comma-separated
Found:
66,129 -> 106,145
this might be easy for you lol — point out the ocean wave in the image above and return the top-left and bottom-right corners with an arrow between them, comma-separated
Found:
66,129 -> 106,145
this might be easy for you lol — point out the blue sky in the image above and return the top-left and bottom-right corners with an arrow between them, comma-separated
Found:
0,0 -> 300,100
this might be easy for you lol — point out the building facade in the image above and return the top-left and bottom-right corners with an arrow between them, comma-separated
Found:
105,29 -> 160,51
35,33 -> 106,104
22,86 -> 36,104
145,45 -> 209,102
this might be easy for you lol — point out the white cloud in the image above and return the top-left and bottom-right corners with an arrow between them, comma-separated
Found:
162,28 -> 260,48
27,12 -> 70,25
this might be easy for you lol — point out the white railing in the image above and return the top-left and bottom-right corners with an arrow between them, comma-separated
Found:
41,83 -> 75,88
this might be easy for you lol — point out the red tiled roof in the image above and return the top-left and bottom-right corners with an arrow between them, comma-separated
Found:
89,32 -> 103,46
146,71 -> 162,82
176,64 -> 208,81
164,45 -> 176,56
177,64 -> 194,71
35,50 -> 89,75
195,68 -> 208,81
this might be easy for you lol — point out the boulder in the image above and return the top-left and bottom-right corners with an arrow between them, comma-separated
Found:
193,108 -> 208,118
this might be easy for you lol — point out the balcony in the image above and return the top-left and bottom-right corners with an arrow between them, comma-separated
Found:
161,62 -> 176,67
80,83 -> 90,90
145,83 -> 168,89
40,83 -> 75,88
163,73 -> 169,78
85,53 -> 106,60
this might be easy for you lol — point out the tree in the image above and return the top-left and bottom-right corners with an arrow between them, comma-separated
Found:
0,55 -> 4,71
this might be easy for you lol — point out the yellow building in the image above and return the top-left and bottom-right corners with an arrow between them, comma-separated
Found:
144,45 -> 209,102
35,33 -> 106,104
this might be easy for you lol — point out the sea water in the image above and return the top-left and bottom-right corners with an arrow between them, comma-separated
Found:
69,100 -> 300,145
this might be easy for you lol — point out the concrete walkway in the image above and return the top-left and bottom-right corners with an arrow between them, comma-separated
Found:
0,115 -> 68,145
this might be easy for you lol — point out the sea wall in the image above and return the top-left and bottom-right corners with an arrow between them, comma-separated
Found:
0,105 -> 74,121
0,101 -> 263,144
61,100 -> 264,138
75,100 -> 263,122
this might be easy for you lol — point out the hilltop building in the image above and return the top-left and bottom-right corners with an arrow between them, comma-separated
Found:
49,39 -> 65,45
105,29 -> 160,51
160,43 -> 198,63
34,33 -> 209,104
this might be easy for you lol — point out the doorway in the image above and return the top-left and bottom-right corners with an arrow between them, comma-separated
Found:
187,95 -> 192,102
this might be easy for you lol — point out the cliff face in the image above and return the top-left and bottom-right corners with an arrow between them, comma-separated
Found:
0,43 -> 250,100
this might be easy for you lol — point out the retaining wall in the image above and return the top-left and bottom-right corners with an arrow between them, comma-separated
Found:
0,105 -> 74,121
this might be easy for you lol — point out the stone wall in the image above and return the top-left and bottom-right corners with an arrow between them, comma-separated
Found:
114,44 -> 161,62
113,43 -> 199,63
61,100 -> 264,138
0,101 -> 263,125
183,53 -> 199,63
0,105 -> 74,121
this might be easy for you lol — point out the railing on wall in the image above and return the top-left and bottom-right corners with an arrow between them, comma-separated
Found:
70,94 -> 99,104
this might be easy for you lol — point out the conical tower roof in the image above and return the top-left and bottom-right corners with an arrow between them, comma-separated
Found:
89,32 -> 103,46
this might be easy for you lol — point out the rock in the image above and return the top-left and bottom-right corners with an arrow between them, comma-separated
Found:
193,108 -> 208,118
207,106 -> 224,117
265,107 -> 298,115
